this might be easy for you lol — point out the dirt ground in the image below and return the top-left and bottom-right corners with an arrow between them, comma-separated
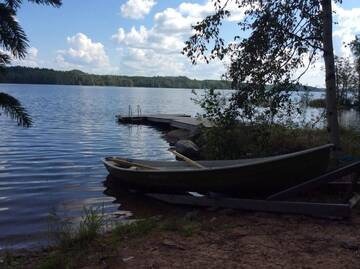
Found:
112,211 -> 360,269
3,208 -> 360,269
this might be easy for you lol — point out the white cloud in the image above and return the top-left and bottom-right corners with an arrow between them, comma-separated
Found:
119,47 -> 225,79
153,7 -> 195,34
123,48 -> 186,75
111,0 -> 245,78
333,3 -> 360,56
111,28 -> 125,43
27,47 -> 38,59
177,0 -> 245,22
297,57 -> 325,88
121,25 -> 149,45
112,25 -> 183,53
64,33 -> 109,66
56,33 -> 116,73
111,0 -> 360,86
120,0 -> 156,20
2,45 -> 42,68
10,47 -> 40,67
297,3 -> 360,87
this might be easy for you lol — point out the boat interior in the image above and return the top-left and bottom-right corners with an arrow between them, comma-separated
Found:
105,156 -> 271,170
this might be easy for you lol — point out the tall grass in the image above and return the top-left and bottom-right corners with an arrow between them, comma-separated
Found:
48,205 -> 106,250
195,124 -> 360,160
78,206 -> 105,243
38,206 -> 108,269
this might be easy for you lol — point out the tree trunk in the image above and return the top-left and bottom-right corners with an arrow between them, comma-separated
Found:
358,70 -> 360,109
321,0 -> 341,152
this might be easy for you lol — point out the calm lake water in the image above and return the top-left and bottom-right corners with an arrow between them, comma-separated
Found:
0,84 -> 359,249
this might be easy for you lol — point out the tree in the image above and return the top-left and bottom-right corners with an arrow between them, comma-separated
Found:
350,35 -> 360,108
183,0 -> 342,151
334,56 -> 357,107
0,0 -> 61,127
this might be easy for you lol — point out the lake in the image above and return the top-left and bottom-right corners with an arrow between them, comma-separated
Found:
0,84 -> 359,249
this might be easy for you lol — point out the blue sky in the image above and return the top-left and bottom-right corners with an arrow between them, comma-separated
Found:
12,0 -> 360,87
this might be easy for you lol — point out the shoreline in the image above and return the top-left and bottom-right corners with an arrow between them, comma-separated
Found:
2,208 -> 359,268
0,82 -> 326,92
0,82 -> 233,91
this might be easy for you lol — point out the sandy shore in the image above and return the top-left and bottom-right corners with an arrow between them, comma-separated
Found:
2,207 -> 360,269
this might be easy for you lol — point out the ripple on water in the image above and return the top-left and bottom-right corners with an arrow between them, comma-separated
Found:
1,84 -> 359,249
0,85 -> 188,249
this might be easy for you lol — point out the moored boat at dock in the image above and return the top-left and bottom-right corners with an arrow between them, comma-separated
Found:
102,144 -> 333,197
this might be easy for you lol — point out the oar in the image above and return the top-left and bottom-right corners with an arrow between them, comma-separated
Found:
111,157 -> 159,170
168,148 -> 205,169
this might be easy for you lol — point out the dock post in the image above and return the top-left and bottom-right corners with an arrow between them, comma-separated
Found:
137,105 -> 142,116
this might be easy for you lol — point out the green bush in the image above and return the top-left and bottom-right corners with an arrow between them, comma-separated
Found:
195,123 -> 360,160
308,98 -> 326,108
195,123 -> 330,160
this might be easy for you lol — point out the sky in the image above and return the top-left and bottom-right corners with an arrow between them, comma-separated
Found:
11,0 -> 360,87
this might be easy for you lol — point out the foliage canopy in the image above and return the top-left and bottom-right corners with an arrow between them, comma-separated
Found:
0,0 -> 61,127
183,0 -> 341,125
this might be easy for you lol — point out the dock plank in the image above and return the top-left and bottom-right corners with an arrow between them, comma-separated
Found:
117,114 -> 212,131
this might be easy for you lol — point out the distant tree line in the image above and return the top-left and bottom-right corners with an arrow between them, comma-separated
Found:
0,66 -> 233,89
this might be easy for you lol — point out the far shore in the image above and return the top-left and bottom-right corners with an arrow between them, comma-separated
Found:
0,82 -> 233,91
0,82 -> 325,92
0,66 -> 325,92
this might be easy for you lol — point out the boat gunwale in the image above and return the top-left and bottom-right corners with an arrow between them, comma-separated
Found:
102,144 -> 333,174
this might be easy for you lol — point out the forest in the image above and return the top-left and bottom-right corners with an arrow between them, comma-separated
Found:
0,66 -> 232,89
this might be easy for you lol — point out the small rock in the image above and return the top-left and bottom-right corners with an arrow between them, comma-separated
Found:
162,239 -> 177,247
164,129 -> 191,144
122,256 -> 134,262
341,241 -> 360,251
175,140 -> 200,159
162,239 -> 185,250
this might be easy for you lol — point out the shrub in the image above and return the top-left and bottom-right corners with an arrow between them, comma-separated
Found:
308,98 -> 326,108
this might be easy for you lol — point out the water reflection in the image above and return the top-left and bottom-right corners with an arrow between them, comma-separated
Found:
339,109 -> 360,130
103,176 -> 188,219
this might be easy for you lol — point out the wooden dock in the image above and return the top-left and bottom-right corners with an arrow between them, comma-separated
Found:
117,114 -> 212,132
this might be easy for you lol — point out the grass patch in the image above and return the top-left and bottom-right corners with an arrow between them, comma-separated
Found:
0,251 -> 27,269
160,217 -> 202,237
36,255 -> 66,269
195,123 -> 360,160
112,218 -> 158,239
37,206 -> 107,269
111,215 -> 202,240
77,207 -> 105,244
48,206 -> 105,250
5,213 -> 278,269
38,212 -> 203,268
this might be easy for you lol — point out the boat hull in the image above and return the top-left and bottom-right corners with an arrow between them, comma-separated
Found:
103,145 -> 333,197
